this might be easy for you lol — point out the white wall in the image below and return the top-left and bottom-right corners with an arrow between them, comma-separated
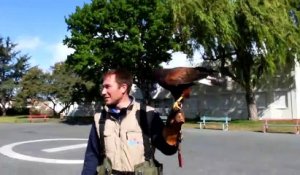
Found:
295,60 -> 300,118
152,77 -> 296,120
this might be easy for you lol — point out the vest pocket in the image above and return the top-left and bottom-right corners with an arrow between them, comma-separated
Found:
97,157 -> 112,175
126,131 -> 144,164
134,159 -> 163,175
126,131 -> 144,146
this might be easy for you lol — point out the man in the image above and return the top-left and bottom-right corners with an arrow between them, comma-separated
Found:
81,69 -> 182,175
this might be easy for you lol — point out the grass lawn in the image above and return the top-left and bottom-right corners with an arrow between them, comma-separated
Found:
182,120 -> 262,131
1,116 -> 298,134
183,119 -> 299,134
0,116 -> 62,123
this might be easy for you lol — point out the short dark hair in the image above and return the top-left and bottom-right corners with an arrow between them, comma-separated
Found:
103,69 -> 133,94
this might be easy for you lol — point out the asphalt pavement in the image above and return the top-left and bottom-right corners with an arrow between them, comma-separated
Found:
0,123 -> 300,175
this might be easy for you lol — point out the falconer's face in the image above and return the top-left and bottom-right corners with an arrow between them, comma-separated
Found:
101,74 -> 127,106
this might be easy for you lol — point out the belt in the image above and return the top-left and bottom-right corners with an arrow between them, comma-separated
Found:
111,170 -> 135,175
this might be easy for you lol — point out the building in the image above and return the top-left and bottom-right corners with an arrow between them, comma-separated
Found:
149,62 -> 300,120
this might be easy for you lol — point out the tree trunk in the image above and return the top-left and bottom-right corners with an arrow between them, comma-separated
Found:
245,89 -> 258,120
1,107 -> 6,116
139,81 -> 152,105
58,103 -> 71,117
0,101 -> 7,116
44,99 -> 58,116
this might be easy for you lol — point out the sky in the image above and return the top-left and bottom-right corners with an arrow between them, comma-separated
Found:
0,0 -> 201,72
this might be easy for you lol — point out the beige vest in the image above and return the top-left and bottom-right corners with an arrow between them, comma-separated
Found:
94,101 -> 154,172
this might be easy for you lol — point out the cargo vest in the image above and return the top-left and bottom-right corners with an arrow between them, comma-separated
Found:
94,101 -> 155,172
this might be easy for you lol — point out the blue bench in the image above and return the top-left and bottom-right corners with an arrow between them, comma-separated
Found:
198,116 -> 231,131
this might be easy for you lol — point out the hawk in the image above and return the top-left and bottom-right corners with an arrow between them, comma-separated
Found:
153,66 -> 224,111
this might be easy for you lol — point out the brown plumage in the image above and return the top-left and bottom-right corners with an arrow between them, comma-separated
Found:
153,66 -> 220,110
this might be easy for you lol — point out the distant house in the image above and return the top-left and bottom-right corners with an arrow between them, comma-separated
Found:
65,103 -> 95,117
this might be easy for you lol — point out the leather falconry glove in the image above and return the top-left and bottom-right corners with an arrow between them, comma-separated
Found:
163,108 -> 185,146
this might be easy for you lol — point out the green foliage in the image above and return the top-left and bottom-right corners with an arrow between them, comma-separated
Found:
64,0 -> 177,101
171,0 -> 300,119
14,66 -> 49,114
48,62 -> 94,115
173,0 -> 300,82
16,62 -> 94,116
16,66 -> 47,102
0,36 -> 30,116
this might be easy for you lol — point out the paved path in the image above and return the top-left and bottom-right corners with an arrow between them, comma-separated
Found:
158,129 -> 300,175
0,123 -> 300,175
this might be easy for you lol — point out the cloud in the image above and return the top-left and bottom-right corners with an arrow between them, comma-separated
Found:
15,36 -> 43,50
11,36 -> 74,71
50,42 -> 75,63
161,51 -> 202,68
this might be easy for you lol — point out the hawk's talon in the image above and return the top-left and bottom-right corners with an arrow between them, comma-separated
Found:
173,96 -> 184,111
173,101 -> 182,111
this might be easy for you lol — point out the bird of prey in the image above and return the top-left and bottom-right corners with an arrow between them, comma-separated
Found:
152,66 -> 225,168
153,66 -> 224,111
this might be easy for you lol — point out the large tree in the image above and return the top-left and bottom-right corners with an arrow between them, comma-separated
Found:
14,66 -> 49,112
171,0 -> 300,120
17,63 -> 94,116
0,37 -> 30,116
18,66 -> 47,100
46,62 -> 94,116
64,0 -> 177,102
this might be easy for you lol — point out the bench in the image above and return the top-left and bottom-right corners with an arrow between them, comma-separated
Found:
261,118 -> 300,134
28,114 -> 48,122
198,116 -> 231,131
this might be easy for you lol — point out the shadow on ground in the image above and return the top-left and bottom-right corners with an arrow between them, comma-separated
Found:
60,116 -> 93,125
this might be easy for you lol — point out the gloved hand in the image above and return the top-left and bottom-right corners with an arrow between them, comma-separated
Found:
163,109 -> 185,146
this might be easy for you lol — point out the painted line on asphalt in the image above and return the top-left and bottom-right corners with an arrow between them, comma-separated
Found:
0,138 -> 87,164
42,143 -> 87,153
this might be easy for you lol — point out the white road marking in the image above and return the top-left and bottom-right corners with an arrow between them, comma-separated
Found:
42,143 -> 87,153
0,138 -> 87,164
